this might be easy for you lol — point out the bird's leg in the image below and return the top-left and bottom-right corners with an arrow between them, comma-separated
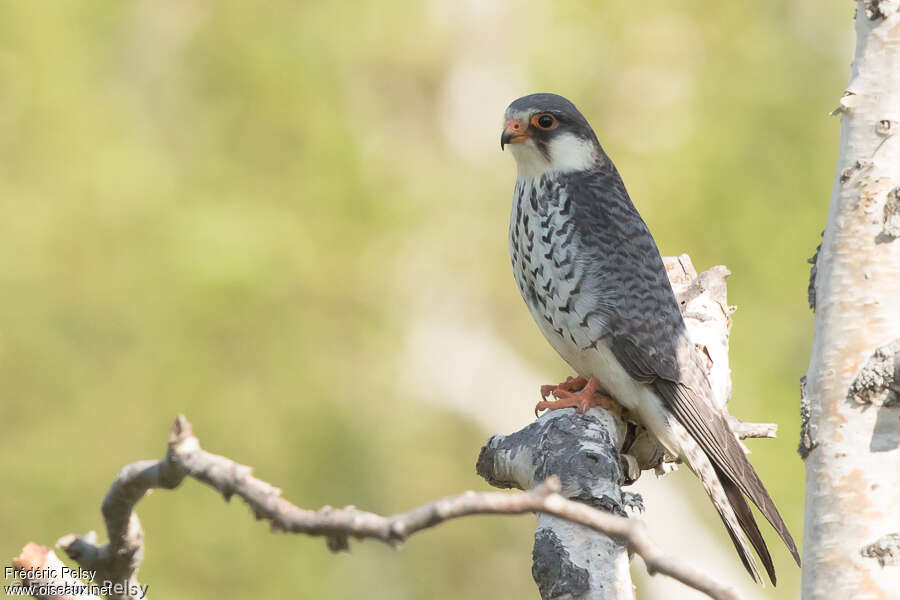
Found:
534,375 -> 620,417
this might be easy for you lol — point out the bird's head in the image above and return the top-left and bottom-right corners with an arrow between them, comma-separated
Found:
501,93 -> 602,177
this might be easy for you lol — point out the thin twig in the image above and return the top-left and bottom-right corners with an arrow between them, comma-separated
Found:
729,417 -> 778,439
14,415 -> 741,600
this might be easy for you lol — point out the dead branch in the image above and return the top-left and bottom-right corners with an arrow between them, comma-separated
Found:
11,415 -> 743,600
729,417 -> 777,439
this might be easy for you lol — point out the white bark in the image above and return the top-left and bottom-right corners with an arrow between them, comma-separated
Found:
478,407 -> 636,600
802,3 -> 900,599
536,513 -> 635,600
662,255 -> 735,411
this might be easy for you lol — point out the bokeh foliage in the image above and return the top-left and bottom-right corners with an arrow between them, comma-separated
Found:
0,1 -> 849,598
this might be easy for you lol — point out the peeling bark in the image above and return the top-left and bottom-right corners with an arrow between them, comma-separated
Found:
802,3 -> 900,598
477,408 -> 635,600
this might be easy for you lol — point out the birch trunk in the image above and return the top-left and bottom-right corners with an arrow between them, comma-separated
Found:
802,3 -> 900,598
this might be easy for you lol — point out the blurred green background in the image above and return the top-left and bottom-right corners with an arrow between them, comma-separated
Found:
0,1 -> 849,598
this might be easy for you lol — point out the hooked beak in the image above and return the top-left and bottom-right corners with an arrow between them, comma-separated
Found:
500,119 -> 529,150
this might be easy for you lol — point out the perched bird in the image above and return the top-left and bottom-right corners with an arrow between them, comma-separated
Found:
501,93 -> 800,585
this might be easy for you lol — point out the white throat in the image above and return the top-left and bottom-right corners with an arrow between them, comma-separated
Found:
509,132 -> 599,178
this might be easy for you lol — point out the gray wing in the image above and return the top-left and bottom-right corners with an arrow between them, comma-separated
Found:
563,165 -> 800,581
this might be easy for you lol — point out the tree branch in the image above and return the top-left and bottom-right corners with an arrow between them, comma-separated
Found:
12,415 -> 742,600
728,417 -> 777,439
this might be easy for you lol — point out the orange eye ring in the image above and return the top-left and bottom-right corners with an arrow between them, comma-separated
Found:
531,113 -> 558,130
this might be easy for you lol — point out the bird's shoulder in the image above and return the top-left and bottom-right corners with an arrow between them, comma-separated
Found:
557,165 -> 688,375
559,165 -> 674,298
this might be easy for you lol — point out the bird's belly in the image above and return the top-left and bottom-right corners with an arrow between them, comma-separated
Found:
532,316 -> 682,457
582,341 -> 681,455
535,320 -> 641,413
527,305 -> 595,375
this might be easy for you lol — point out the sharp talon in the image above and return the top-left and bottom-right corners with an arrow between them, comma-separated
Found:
533,376 -> 621,418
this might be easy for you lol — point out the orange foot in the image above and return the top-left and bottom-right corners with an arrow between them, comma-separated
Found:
539,375 -> 588,400
535,375 -> 620,417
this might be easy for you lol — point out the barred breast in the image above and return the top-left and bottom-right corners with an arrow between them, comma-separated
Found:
508,174 -> 604,376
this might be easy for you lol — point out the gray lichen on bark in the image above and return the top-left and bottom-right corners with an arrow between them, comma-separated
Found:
847,339 -> 900,453
879,186 -> 900,242
861,0 -> 897,21
807,232 -> 823,311
846,338 -> 900,408
861,533 -> 900,567
798,376 -> 818,459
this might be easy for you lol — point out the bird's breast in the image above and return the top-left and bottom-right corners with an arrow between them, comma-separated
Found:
508,175 -> 604,374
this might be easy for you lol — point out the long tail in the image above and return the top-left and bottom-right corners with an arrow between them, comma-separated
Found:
675,422 -> 773,584
715,464 -> 776,585
655,377 -> 801,576
715,427 -> 802,571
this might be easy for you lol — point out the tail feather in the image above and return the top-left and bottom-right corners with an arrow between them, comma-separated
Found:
715,465 -> 777,586
720,436 -> 802,568
676,423 -> 764,584
715,510 -> 761,584
656,378 -> 801,569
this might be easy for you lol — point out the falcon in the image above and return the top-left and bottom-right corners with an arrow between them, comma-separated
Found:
501,93 -> 800,584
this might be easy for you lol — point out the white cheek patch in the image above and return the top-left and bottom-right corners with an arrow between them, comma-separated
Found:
547,133 -> 599,173
507,132 -> 599,178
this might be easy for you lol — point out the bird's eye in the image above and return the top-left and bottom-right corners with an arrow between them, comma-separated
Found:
532,114 -> 558,130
